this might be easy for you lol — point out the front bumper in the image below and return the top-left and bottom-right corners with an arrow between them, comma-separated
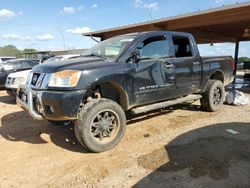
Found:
16,84 -> 86,121
5,87 -> 17,96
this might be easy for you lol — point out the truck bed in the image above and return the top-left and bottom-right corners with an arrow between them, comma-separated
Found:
201,55 -> 234,86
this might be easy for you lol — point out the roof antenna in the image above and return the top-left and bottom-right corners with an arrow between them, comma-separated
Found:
148,10 -> 153,20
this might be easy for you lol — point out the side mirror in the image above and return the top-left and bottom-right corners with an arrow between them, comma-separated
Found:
132,50 -> 140,63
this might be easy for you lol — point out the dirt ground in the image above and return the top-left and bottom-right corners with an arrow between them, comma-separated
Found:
0,90 -> 249,188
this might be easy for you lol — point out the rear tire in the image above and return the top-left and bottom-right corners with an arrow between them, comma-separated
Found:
200,80 -> 225,112
74,98 -> 126,152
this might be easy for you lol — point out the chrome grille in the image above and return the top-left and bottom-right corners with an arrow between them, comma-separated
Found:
6,77 -> 15,85
31,73 -> 41,86
29,72 -> 47,88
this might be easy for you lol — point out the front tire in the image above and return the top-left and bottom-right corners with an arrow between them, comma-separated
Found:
200,80 -> 225,112
74,98 -> 126,152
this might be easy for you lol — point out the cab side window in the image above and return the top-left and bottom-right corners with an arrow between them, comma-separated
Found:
138,36 -> 170,59
172,36 -> 193,58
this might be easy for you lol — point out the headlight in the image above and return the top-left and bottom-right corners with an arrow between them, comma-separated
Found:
48,70 -> 81,87
13,77 -> 26,85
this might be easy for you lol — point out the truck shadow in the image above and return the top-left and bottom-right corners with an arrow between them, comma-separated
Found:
0,94 -> 16,105
127,103 -> 200,124
0,111 -> 87,153
134,122 -> 250,187
0,102 -> 201,153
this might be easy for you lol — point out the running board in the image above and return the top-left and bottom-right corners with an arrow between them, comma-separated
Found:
130,94 -> 202,115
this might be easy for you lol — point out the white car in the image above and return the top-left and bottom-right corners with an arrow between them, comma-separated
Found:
5,70 -> 30,95
5,54 -> 80,95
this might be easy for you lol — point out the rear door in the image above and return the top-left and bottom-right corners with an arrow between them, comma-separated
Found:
132,34 -> 176,105
170,34 -> 202,95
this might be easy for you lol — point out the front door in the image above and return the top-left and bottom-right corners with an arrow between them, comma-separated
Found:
132,35 -> 176,105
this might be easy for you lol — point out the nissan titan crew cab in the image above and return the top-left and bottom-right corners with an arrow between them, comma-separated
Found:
17,31 -> 235,152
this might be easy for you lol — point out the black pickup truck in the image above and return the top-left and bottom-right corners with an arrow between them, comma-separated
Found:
17,31 -> 234,152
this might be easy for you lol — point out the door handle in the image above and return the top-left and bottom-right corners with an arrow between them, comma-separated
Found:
193,62 -> 200,66
165,64 -> 174,68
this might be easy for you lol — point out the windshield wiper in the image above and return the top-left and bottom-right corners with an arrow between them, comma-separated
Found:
82,53 -> 106,60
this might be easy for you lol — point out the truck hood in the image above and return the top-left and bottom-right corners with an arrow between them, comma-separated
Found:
32,57 -> 114,73
8,69 -> 31,78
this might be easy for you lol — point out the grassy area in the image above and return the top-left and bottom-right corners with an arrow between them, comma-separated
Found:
239,57 -> 250,63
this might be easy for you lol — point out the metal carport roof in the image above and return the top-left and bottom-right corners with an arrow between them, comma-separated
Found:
83,1 -> 250,44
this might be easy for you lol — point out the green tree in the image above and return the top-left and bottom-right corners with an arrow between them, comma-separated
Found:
238,57 -> 250,63
0,45 -> 20,56
22,48 -> 37,53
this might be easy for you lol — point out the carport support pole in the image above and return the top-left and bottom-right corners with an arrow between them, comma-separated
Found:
232,40 -> 239,95
234,40 -> 239,75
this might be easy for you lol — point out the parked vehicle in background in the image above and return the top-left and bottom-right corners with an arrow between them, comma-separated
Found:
17,31 -> 234,152
0,56 -> 16,64
43,54 -> 81,63
5,69 -> 31,95
243,62 -> 250,77
237,62 -> 244,70
5,54 -> 80,95
39,54 -> 55,63
1,59 -> 39,89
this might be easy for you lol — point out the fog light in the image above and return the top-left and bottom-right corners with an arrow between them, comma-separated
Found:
22,94 -> 27,103
36,104 -> 44,114
49,106 -> 54,114
45,105 -> 54,115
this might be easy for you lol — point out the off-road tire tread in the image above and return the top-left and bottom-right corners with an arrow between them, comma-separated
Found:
200,79 -> 225,112
74,98 -> 126,152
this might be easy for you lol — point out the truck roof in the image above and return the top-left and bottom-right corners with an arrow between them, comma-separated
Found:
117,30 -> 192,38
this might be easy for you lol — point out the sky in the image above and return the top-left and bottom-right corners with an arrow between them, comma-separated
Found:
0,0 -> 249,57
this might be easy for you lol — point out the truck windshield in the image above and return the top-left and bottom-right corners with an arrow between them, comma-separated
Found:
82,36 -> 135,61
